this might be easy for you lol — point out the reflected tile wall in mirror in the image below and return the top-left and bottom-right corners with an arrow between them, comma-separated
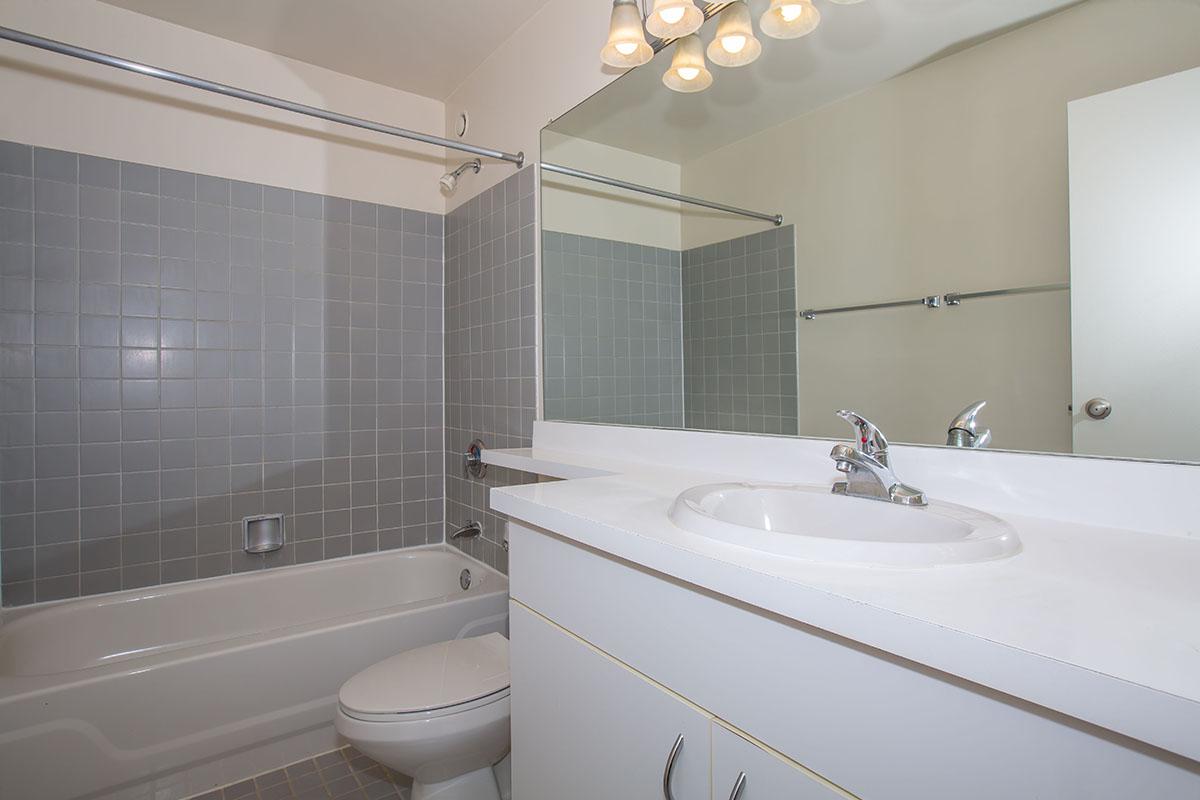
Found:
543,231 -> 683,427
682,226 -> 797,436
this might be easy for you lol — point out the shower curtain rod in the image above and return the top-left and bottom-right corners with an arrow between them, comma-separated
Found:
0,26 -> 525,168
799,283 -> 1069,320
541,162 -> 783,226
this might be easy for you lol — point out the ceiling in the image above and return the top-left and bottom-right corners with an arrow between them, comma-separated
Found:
100,0 -> 555,100
549,0 -> 1084,163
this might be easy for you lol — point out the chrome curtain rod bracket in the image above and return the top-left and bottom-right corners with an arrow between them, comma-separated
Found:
800,283 -> 1068,320
541,162 -> 783,226
0,26 -> 525,168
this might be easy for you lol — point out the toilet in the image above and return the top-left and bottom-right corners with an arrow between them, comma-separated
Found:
335,633 -> 511,800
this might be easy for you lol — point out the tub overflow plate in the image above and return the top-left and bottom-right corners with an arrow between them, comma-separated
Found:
460,569 -> 472,590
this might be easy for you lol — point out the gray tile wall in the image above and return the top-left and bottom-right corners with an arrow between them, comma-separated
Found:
542,231 -> 683,427
682,226 -> 798,435
443,168 -> 539,574
0,140 -> 445,606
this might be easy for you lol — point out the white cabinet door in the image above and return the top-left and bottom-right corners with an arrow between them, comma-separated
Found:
510,601 -> 711,800
712,723 -> 852,800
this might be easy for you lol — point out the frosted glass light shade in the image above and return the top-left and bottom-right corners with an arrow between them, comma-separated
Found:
663,34 -> 712,93
646,0 -> 703,39
760,0 -> 821,39
601,0 -> 653,68
706,1 -> 761,67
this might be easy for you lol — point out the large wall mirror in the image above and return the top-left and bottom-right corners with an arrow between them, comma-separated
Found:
540,0 -> 1200,462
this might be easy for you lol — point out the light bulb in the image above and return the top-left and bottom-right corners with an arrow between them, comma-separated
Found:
659,6 -> 685,24
760,0 -> 820,39
601,0 -> 652,68
646,0 -> 703,38
663,34 -> 712,92
720,34 -> 747,54
707,2 -> 761,67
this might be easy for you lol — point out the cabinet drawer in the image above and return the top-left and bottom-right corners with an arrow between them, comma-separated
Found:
508,522 -> 1200,800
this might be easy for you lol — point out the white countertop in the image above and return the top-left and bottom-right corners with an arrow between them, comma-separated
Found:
488,444 -> 1200,763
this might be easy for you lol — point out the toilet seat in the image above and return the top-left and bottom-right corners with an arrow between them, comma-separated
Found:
338,632 -> 510,721
339,686 -> 511,723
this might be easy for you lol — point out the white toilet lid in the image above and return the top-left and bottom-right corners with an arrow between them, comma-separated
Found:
339,633 -> 509,716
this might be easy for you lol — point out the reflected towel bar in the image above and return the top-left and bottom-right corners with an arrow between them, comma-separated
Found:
541,162 -> 784,226
800,283 -> 1069,320
0,25 -> 525,168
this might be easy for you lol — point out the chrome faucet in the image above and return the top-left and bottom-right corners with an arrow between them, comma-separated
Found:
829,411 -> 927,506
946,401 -> 991,448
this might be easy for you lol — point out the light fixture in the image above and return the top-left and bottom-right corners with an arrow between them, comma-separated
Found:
663,34 -> 712,93
601,0 -> 652,68
599,0 -> 864,89
760,0 -> 821,39
646,0 -> 703,39
706,1 -> 761,68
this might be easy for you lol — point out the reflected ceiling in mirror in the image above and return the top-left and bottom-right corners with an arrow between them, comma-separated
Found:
540,0 -> 1200,463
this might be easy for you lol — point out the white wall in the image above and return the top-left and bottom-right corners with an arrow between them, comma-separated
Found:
0,0 -> 446,212
541,131 -> 682,250
676,0 -> 1200,451
442,0 -> 622,207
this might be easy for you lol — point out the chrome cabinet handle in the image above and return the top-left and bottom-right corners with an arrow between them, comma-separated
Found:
662,734 -> 684,800
726,772 -> 748,800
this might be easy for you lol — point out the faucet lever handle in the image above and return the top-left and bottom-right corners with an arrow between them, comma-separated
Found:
947,400 -> 991,448
836,410 -> 888,456
949,400 -> 987,434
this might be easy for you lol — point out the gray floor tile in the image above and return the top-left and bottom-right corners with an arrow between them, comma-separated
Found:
185,747 -> 410,800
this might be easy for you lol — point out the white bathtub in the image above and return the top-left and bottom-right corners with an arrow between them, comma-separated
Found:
0,545 -> 508,800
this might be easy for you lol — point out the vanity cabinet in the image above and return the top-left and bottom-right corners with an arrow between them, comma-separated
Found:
507,522 -> 1200,800
511,601 -> 849,800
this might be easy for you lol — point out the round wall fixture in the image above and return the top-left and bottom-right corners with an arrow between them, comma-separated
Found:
455,111 -> 469,138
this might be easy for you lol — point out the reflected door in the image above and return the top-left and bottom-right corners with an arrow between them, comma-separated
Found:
1068,67 -> 1200,460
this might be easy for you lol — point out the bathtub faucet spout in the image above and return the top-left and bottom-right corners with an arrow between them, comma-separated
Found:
451,521 -> 482,540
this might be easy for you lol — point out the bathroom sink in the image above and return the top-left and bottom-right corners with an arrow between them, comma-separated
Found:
668,483 -> 1021,567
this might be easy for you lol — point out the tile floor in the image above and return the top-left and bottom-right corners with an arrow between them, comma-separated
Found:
188,747 -> 411,800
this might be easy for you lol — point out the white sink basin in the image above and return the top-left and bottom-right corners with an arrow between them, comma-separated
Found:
668,483 -> 1021,568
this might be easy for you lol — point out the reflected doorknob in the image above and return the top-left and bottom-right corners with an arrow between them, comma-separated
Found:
1084,398 -> 1112,420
